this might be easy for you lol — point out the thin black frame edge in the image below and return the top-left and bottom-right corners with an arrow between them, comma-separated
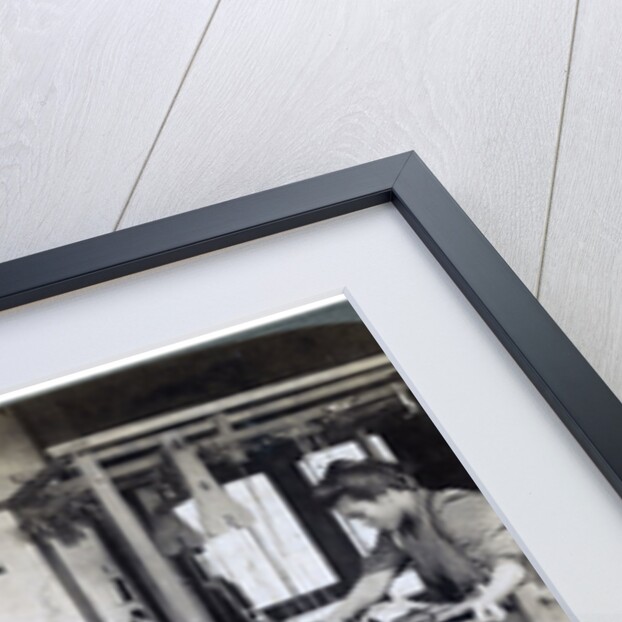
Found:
0,152 -> 410,311
393,150 -> 622,499
1,150 -> 621,501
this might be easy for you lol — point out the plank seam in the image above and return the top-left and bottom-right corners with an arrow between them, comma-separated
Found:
535,0 -> 581,298
113,0 -> 224,232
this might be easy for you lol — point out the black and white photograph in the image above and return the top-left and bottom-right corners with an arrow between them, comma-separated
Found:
0,297 -> 568,622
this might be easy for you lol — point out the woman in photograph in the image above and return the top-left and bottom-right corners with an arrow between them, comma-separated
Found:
315,459 -> 564,622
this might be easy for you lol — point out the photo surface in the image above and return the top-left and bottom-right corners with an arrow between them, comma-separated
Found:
0,297 -> 568,622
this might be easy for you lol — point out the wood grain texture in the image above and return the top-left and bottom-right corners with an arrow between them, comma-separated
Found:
0,0 -> 218,262
538,1 -> 622,400
119,0 -> 576,290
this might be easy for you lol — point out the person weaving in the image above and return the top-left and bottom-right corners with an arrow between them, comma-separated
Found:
314,459 -> 552,622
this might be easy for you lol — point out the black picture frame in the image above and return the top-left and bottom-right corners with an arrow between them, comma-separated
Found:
1,150 -> 621,501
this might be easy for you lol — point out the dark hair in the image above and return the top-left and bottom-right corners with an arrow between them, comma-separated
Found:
314,459 -> 416,507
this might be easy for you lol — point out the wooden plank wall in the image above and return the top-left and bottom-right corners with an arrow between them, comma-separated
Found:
2,1 -> 620,398
537,1 -> 622,399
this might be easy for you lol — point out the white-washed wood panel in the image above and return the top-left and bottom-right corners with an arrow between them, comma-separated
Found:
120,0 -> 576,290
0,0 -> 218,262
539,1 -> 622,400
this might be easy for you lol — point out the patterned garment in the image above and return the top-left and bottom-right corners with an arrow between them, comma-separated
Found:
361,488 -> 560,615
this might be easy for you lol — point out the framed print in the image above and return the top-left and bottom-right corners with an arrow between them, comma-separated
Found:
0,152 -> 620,621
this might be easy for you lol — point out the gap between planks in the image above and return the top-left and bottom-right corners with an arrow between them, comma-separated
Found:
535,0 -> 581,299
113,0 -> 224,232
